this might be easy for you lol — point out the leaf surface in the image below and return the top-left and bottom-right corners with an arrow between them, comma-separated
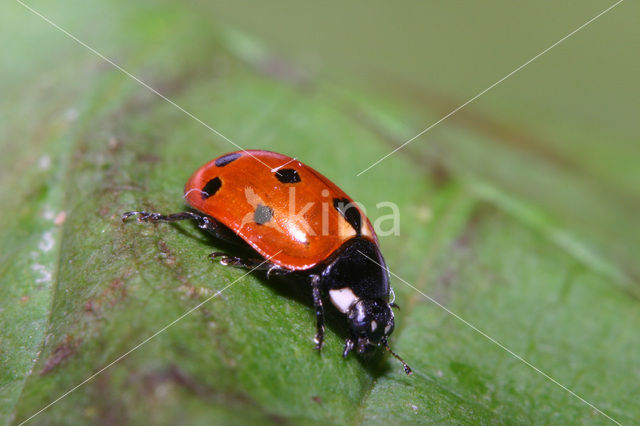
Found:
1,2 -> 638,425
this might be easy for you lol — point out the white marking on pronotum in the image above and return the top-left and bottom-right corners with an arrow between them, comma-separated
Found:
370,320 -> 378,332
384,323 -> 392,335
329,288 -> 359,314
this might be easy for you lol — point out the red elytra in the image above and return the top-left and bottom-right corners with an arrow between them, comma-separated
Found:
183,150 -> 376,270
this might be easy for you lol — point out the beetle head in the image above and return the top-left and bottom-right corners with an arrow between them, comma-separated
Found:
344,299 -> 412,375
346,299 -> 394,351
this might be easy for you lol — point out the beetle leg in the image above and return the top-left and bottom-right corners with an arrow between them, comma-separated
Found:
310,275 -> 325,351
122,210 -> 218,232
208,252 -> 290,277
342,336 -> 355,358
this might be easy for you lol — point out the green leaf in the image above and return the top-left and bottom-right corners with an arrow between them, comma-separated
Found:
2,1 -> 638,425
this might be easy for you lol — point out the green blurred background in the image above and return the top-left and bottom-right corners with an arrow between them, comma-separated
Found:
1,1 -> 638,424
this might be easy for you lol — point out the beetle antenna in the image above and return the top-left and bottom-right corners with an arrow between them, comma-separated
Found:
384,341 -> 412,375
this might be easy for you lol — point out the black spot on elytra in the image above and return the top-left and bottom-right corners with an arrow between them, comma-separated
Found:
215,153 -> 241,167
201,177 -> 221,200
333,198 -> 361,235
275,168 -> 301,184
254,204 -> 274,225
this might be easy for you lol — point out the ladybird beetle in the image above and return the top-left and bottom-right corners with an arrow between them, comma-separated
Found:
122,150 -> 411,374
